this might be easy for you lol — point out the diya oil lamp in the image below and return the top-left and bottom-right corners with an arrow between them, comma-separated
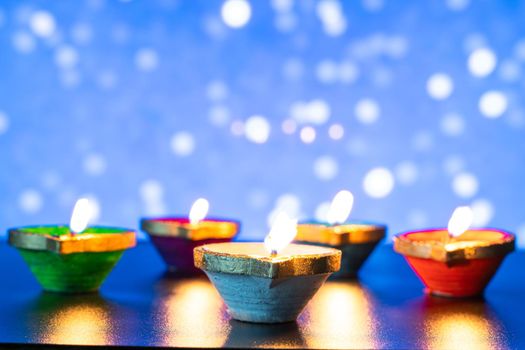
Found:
140,198 -> 240,275
394,206 -> 515,298
296,190 -> 386,278
8,198 -> 136,293
194,212 -> 341,323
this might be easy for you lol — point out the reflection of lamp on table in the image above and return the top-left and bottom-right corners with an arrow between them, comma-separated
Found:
416,296 -> 505,349
30,292 -> 115,345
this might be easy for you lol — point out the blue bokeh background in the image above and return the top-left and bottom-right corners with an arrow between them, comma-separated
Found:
1,0 -> 525,245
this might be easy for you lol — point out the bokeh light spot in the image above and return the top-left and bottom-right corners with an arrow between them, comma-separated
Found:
446,0 -> 470,11
363,167 -> 395,198
468,48 -> 497,77
499,60 -> 521,82
300,126 -> 316,143
479,91 -> 508,118
83,153 -> 107,176
206,80 -> 229,101
452,172 -> 479,198
313,156 -> 338,181
443,155 -> 465,175
208,105 -> 231,127
395,161 -> 418,186
170,132 -> 196,156
426,73 -> 453,100
328,124 -> 344,140
139,179 -> 164,202
245,115 -> 270,144
412,130 -> 434,152
221,0 -> 252,28
135,48 -> 159,72
316,60 -> 338,84
441,112 -> 465,136
282,119 -> 297,134
55,46 -> 79,69
315,201 -> 331,221
12,32 -> 35,53
355,98 -> 380,124
291,99 -> 331,125
0,111 -> 9,135
19,189 -> 43,214
471,198 -> 494,226
316,0 -> 347,36
30,11 -> 56,38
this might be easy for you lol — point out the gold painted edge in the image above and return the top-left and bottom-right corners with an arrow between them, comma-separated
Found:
140,218 -> 239,240
194,244 -> 342,278
8,229 -> 136,254
296,223 -> 386,245
393,230 -> 515,263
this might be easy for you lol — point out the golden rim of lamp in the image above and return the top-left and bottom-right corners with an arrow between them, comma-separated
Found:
296,223 -> 386,246
194,242 -> 341,279
140,219 -> 239,240
393,229 -> 515,263
8,226 -> 136,254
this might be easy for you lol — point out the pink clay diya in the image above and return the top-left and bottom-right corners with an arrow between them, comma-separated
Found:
141,217 -> 240,275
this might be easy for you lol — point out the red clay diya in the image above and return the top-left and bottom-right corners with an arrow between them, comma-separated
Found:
394,229 -> 515,297
140,217 -> 240,274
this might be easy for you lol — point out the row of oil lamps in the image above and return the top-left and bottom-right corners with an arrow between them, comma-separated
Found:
7,191 -> 515,323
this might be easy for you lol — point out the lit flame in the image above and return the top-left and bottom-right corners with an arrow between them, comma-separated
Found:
447,206 -> 474,237
189,198 -> 209,225
264,211 -> 297,255
327,190 -> 354,225
69,198 -> 91,234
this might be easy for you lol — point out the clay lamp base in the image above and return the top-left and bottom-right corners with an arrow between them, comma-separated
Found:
296,222 -> 386,278
394,229 -> 515,298
194,242 -> 341,323
8,226 -> 136,293
140,217 -> 239,275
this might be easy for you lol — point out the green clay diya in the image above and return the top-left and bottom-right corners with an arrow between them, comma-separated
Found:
8,225 -> 136,293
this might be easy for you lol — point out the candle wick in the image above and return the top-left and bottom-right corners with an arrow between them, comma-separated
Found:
270,249 -> 277,257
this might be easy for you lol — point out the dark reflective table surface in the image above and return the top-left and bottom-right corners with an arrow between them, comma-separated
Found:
1,241 -> 524,349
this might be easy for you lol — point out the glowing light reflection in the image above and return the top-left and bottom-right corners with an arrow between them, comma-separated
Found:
43,305 -> 111,345
302,282 -> 380,349
425,307 -> 501,350
158,279 -> 229,347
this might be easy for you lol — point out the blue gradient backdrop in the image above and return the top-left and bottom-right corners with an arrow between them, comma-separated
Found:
1,0 -> 525,245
